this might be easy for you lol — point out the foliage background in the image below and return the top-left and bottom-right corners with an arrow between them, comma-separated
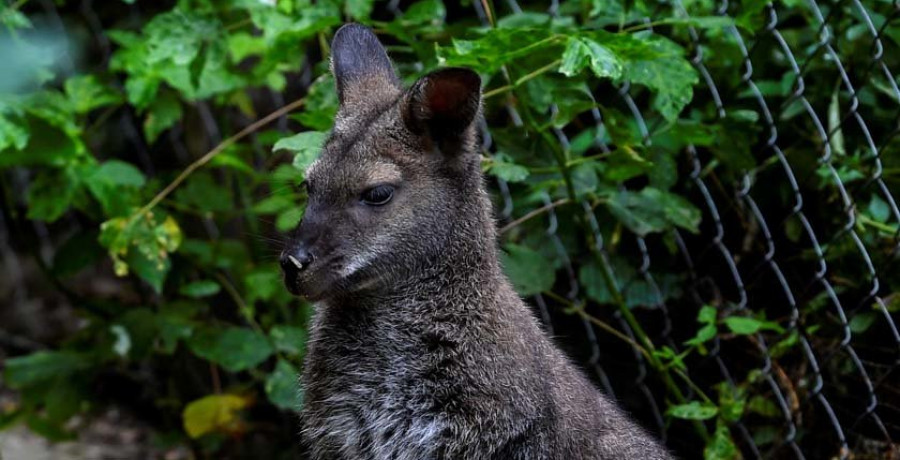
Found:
1,0 -> 899,458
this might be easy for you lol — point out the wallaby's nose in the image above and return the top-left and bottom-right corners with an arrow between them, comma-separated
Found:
280,247 -> 314,277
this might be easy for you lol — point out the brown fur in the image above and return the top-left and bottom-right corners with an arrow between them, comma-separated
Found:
280,23 -> 672,460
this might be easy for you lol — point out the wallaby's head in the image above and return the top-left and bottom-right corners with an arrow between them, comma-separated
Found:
280,24 -> 488,301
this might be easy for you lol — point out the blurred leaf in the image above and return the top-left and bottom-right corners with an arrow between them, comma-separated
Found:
180,280 -> 221,298
274,131 -> 327,173
579,261 -> 613,304
182,394 -> 251,439
188,327 -> 274,372
849,312 -> 877,334
246,268 -> 283,304
292,75 -> 338,131
0,110 -> 29,151
144,92 -> 182,143
99,213 -> 182,292
395,0 -> 445,26
157,314 -> 194,354
4,351 -> 92,389
26,167 -> 80,222
144,10 -> 220,66
868,195 -> 890,223
270,326 -> 307,355
501,244 -> 556,296
344,0 -> 374,20
705,420 -> 739,460
85,160 -> 146,216
64,75 -> 122,114
265,360 -> 301,411
667,401 -> 718,420
723,316 -> 784,335
489,156 -> 531,183
606,190 -> 668,235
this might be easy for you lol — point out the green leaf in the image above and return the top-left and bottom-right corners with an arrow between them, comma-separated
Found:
85,160 -> 146,216
698,305 -> 717,324
292,75 -> 338,131
704,419 -> 739,460
274,131 -> 327,173
144,92 -> 182,143
270,325 -> 307,355
607,190 -> 669,236
723,316 -> 784,335
64,75 -> 121,114
245,268 -> 283,304
437,27 -> 558,75
488,157 -> 530,183
715,382 -> 746,422
4,351 -> 92,388
276,206 -> 304,232
253,195 -> 293,214
596,33 -> 698,122
560,37 -> 622,79
157,314 -> 194,354
849,312 -> 877,334
182,394 -> 251,439
396,0 -> 445,26
666,401 -> 718,420
685,324 -> 717,348
99,213 -> 182,292
0,111 -> 30,151
579,261 -> 614,304
868,195 -> 890,223
604,147 -> 653,182
179,280 -> 221,298
188,327 -> 274,372
265,360 -> 301,411
144,10 -> 221,66
27,167 -> 80,222
344,0 -> 374,20
607,188 -> 701,236
747,395 -> 782,418
501,244 -> 555,296
572,163 -> 599,197
91,160 -> 146,187
644,188 -> 702,234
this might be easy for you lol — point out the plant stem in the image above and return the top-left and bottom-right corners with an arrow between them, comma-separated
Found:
129,97 -> 306,226
499,199 -> 571,234
484,59 -> 562,99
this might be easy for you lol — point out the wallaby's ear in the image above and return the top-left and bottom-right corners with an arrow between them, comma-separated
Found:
331,24 -> 399,109
403,68 -> 482,148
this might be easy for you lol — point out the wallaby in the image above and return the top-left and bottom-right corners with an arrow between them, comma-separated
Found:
280,23 -> 673,460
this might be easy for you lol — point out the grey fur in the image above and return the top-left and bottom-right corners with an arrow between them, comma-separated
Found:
280,23 -> 673,460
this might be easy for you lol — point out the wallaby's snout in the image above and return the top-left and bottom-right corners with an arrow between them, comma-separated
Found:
279,231 -> 315,296
280,207 -> 332,298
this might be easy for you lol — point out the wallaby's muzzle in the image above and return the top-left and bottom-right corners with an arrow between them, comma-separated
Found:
280,217 -> 321,297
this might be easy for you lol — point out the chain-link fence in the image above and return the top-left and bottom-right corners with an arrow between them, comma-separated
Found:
467,0 -> 900,458
2,0 -> 899,458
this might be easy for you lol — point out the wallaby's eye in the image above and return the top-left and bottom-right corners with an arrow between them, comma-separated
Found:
361,185 -> 394,206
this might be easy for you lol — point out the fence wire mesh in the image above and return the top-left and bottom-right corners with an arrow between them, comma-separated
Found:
469,0 -> 900,458
1,0 -> 899,458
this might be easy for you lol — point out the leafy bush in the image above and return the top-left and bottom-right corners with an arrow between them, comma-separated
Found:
1,0 -> 898,458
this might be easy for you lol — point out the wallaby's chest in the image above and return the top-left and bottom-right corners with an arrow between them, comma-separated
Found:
300,312 -> 449,460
